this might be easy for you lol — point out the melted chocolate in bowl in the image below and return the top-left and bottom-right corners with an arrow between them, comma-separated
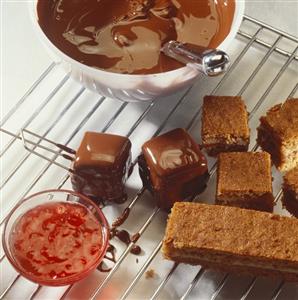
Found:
37,0 -> 235,75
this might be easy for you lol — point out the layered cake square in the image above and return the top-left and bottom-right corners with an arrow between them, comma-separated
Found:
138,128 -> 209,210
162,202 -> 298,282
216,152 -> 274,212
71,132 -> 131,203
282,166 -> 298,217
257,98 -> 298,172
201,95 -> 250,156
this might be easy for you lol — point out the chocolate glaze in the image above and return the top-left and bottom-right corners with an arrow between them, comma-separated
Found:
37,0 -> 235,74
139,128 -> 209,210
98,263 -> 112,273
71,132 -> 132,204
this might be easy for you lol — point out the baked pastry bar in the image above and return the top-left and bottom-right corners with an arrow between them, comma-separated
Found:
282,166 -> 298,217
138,128 -> 209,210
162,202 -> 298,281
216,152 -> 274,212
71,132 -> 131,203
201,96 -> 250,156
257,98 -> 298,172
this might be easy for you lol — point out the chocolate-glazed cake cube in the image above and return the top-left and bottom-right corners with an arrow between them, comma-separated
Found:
71,132 -> 131,204
138,128 -> 209,210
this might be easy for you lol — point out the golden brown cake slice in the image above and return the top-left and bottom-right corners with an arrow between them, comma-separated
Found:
162,202 -> 298,281
257,98 -> 298,172
201,96 -> 250,156
282,166 -> 298,217
216,152 -> 274,212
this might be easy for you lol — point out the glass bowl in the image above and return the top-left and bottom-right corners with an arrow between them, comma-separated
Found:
2,189 -> 110,286
28,0 -> 245,102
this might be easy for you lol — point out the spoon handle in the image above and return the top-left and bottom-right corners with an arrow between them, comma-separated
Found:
161,41 -> 230,77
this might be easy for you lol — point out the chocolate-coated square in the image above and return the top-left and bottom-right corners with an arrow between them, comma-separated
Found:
216,152 -> 274,212
138,128 -> 209,210
71,132 -> 131,203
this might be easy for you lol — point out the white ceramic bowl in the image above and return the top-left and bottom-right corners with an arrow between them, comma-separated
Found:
29,1 -> 245,102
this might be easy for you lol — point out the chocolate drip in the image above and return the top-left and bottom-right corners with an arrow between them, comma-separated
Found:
128,165 -> 134,177
138,154 -> 154,192
97,222 -> 142,273
131,233 -> 140,243
97,261 -> 112,273
112,208 -> 130,228
56,143 -> 76,155
105,244 -> 116,262
131,245 -> 141,255
97,244 -> 116,272
62,153 -> 75,161
110,228 -> 142,256
115,229 -> 131,245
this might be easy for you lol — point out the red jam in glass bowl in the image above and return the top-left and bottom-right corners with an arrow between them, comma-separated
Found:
3,190 -> 109,286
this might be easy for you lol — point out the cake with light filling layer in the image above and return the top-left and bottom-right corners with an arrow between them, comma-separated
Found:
71,132 -> 131,204
201,96 -> 250,156
282,166 -> 298,217
138,128 -> 209,210
216,151 -> 274,212
162,202 -> 298,282
257,98 -> 298,172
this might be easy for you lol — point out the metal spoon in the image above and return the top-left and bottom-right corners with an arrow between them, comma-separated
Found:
161,40 -> 230,76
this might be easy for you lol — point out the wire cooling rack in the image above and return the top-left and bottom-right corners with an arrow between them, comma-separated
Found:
1,15 -> 298,300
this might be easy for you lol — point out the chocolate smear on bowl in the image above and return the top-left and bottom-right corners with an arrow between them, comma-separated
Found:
37,0 -> 235,74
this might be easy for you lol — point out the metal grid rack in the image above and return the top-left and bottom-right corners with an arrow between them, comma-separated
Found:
1,15 -> 298,300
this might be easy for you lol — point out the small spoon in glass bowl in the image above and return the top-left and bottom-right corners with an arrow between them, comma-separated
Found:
161,41 -> 230,77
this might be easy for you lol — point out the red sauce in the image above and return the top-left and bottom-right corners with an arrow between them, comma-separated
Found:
10,202 -> 103,281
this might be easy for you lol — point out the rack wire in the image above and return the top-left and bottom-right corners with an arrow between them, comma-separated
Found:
1,15 -> 298,300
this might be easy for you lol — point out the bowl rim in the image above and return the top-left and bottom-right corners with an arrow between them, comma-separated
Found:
2,189 -> 110,286
29,0 -> 245,78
